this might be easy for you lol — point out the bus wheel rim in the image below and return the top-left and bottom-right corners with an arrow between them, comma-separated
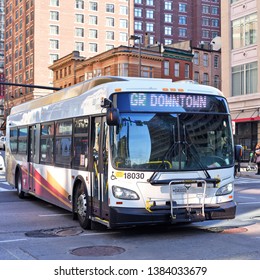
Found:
77,193 -> 87,219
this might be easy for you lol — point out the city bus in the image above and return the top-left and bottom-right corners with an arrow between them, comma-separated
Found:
5,76 -> 237,229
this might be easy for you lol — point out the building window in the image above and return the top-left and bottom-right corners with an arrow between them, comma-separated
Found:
164,61 -> 169,76
212,7 -> 219,15
106,31 -> 114,40
76,0 -> 84,9
135,22 -> 142,30
89,43 -> 98,52
185,64 -> 190,79
232,62 -> 258,96
146,10 -> 154,19
212,19 -> 219,27
135,8 -> 142,17
75,42 -> 84,51
232,13 -> 257,49
165,39 -> 172,45
50,54 -> 59,63
194,71 -> 199,83
50,11 -> 59,20
76,14 -> 84,23
89,15 -> 98,25
179,3 -> 187,12
214,75 -> 220,89
214,55 -> 219,68
179,16 -> 187,25
106,17 -> 115,27
203,53 -> 208,67
50,25 -> 59,35
120,32 -> 127,42
174,62 -> 180,77
106,4 -> 114,13
146,23 -> 154,32
142,66 -> 153,78
202,30 -> 210,38
120,19 -> 128,28
202,17 -> 210,26
165,14 -> 172,23
165,1 -> 172,10
50,39 -> 59,49
203,73 -> 209,85
193,52 -> 199,65
118,63 -> 128,76
89,29 -> 97,38
179,28 -> 187,37
89,1 -> 98,11
50,0 -> 59,6
75,27 -> 84,37
106,44 -> 114,50
120,6 -> 128,15
165,26 -> 172,35
146,0 -> 154,6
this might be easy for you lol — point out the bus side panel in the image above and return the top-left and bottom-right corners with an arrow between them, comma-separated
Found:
29,165 -> 73,211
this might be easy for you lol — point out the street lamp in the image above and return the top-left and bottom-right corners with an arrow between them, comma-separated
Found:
129,35 -> 141,77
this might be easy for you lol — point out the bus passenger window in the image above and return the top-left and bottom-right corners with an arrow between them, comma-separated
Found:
73,118 -> 89,169
40,123 -> 54,164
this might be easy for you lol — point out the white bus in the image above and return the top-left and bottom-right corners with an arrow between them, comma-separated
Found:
6,77 -> 237,229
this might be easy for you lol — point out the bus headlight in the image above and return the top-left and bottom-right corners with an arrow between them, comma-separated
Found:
216,183 -> 233,196
112,186 -> 140,200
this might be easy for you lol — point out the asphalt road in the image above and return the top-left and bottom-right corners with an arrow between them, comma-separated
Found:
0,172 -> 260,260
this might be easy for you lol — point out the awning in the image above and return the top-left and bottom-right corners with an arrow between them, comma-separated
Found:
231,108 -> 260,123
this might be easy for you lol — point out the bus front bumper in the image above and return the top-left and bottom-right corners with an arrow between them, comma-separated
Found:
109,201 -> 236,229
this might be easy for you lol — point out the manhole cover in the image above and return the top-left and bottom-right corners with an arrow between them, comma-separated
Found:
206,226 -> 248,234
25,227 -> 83,238
71,246 -> 125,257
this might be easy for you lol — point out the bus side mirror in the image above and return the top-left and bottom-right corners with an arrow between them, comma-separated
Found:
234,145 -> 243,162
106,107 -> 120,126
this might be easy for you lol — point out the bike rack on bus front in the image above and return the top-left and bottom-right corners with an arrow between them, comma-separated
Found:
169,179 -> 207,222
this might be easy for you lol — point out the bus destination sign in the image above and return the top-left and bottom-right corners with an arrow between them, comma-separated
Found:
130,93 -> 208,112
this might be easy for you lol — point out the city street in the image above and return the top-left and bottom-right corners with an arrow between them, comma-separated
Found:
0,169 -> 260,260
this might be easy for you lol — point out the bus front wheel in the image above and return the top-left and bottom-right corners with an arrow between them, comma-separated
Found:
16,171 -> 25,199
75,182 -> 91,229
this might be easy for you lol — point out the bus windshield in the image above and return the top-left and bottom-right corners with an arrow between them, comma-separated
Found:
111,113 -> 234,171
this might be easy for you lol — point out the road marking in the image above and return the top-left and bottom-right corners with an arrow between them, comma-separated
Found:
0,239 -> 27,243
238,196 -> 257,200
238,201 -> 260,205
38,214 -> 71,217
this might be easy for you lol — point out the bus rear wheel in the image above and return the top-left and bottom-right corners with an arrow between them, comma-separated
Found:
16,171 -> 25,199
75,182 -> 91,229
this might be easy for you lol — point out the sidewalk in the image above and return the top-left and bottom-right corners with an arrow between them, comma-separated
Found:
237,167 -> 260,179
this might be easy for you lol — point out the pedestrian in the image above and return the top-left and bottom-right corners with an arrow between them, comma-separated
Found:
254,143 -> 260,175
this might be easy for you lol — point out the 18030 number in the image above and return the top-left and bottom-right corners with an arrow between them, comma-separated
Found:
148,266 -> 207,276
124,172 -> 145,180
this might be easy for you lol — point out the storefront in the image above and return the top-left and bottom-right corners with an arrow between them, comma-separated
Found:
232,109 -> 259,161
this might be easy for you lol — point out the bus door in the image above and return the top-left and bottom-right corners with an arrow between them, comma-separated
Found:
28,124 -> 40,193
91,116 -> 109,222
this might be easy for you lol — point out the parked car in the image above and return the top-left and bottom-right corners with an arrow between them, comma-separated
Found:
0,136 -> 6,150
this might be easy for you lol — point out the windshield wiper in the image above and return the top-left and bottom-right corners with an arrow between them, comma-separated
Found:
183,140 -> 211,179
147,141 -> 178,184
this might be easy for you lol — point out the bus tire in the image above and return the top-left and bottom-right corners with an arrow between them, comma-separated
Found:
75,181 -> 91,230
16,170 -> 25,199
